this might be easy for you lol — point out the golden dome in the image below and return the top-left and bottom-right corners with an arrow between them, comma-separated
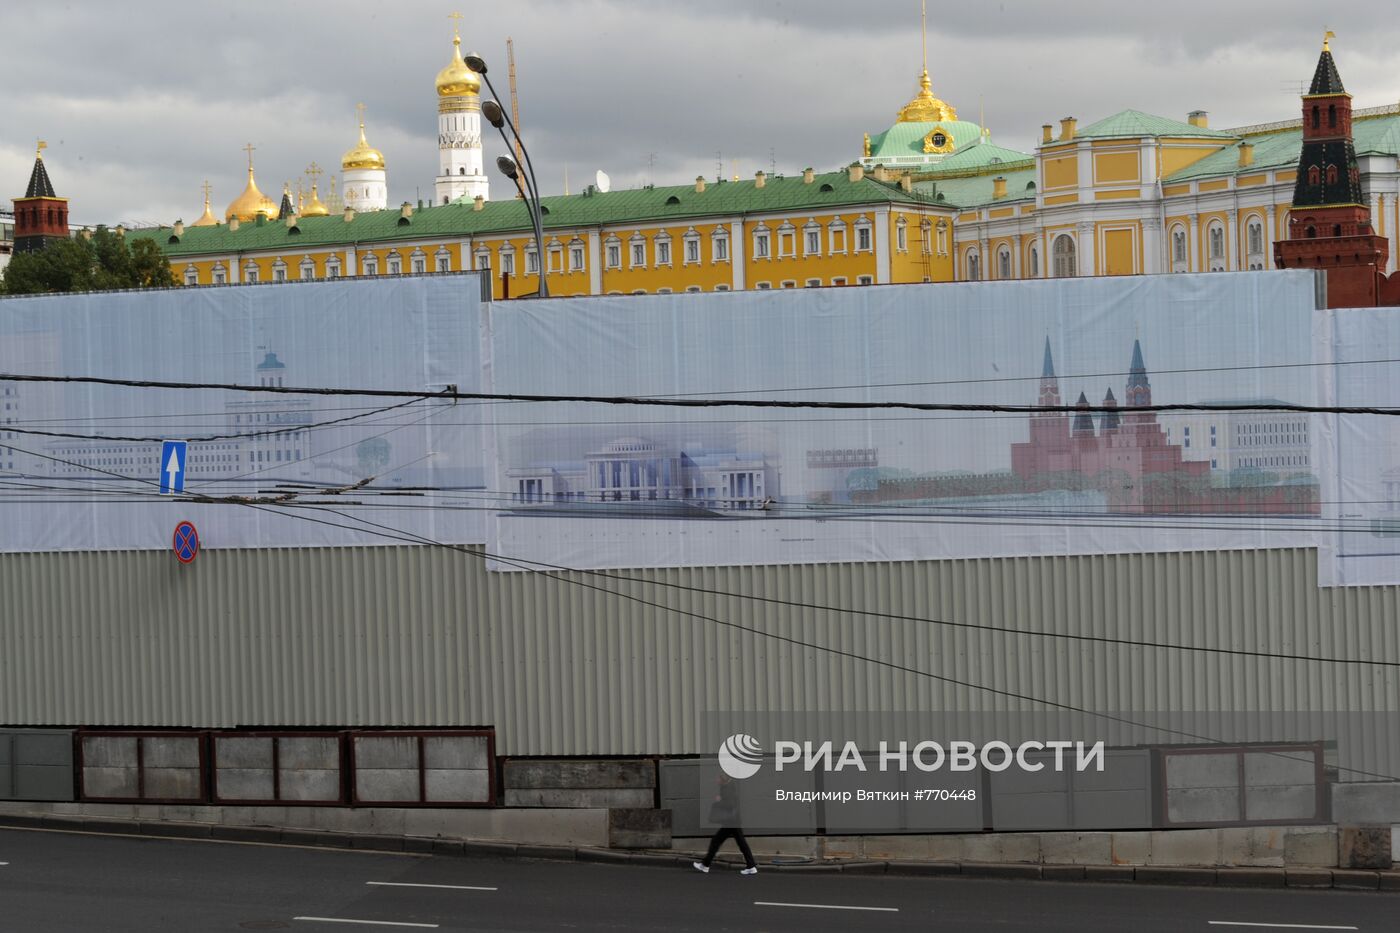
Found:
191,181 -> 220,227
897,70 -> 958,123
436,35 -> 481,98
225,165 -> 278,223
342,117 -> 386,172
300,182 -> 330,217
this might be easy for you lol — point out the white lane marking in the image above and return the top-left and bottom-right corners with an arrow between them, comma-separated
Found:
294,919 -> 439,929
1209,918 -> 1360,924
366,881 -> 497,892
756,900 -> 899,913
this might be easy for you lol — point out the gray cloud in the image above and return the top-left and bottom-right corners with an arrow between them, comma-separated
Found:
5,1 -> 1399,227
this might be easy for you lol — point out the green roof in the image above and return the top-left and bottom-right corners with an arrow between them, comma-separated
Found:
1164,113 -> 1400,183
919,142 -> 1035,177
127,171 -> 932,257
1074,109 -> 1237,140
867,119 -> 985,161
911,167 -> 1037,209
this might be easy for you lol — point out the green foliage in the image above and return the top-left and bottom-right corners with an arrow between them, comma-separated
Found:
0,227 -> 177,295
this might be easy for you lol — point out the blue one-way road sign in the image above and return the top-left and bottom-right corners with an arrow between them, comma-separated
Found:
160,441 -> 188,495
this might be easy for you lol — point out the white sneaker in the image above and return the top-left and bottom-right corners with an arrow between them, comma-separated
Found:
740,866 -> 759,875
692,861 -> 710,873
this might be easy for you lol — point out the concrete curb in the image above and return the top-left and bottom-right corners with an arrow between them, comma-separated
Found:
2,814 -> 1398,892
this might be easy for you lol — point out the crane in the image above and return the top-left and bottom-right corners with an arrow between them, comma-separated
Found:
506,37 -> 524,169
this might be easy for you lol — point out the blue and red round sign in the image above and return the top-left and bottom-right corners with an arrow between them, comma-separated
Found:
172,520 -> 200,564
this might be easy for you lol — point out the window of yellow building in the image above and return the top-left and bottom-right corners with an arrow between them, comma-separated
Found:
212,263 -> 227,284
326,256 -> 341,278
855,218 -> 872,253
363,254 -> 379,275
656,233 -> 672,267
183,266 -> 197,285
604,237 -> 621,269
829,218 -> 847,254
273,259 -> 287,282
804,222 -> 821,257
683,231 -> 700,265
754,225 -> 771,259
244,261 -> 259,283
387,252 -> 402,275
712,231 -> 729,262
777,223 -> 796,258
411,250 -> 427,274
525,245 -> 540,275
629,234 -> 646,268
896,217 -> 908,252
570,240 -> 586,272
435,248 -> 451,272
1052,235 -> 1075,278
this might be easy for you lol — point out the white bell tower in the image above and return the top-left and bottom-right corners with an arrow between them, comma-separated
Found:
434,16 -> 489,205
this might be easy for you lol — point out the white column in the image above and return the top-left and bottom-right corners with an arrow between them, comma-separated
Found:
1077,222 -> 1095,277
1187,213 -> 1199,273
1141,213 -> 1163,275
731,221 -> 745,290
229,255 -> 240,283
1266,205 -> 1278,268
588,230 -> 602,295
874,207 -> 891,284
346,246 -> 357,277
1226,209 -> 1239,271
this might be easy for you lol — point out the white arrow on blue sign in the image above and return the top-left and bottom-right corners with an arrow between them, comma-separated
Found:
160,441 -> 188,495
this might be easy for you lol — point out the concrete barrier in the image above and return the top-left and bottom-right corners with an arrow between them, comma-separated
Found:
503,759 -> 654,809
0,730 -> 75,802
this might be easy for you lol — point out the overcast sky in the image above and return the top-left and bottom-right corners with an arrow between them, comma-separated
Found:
5,1 -> 1400,228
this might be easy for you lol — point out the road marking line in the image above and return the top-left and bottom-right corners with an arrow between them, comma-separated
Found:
366,881 -> 497,892
1209,918 -> 1360,924
755,900 -> 899,913
294,919 -> 438,929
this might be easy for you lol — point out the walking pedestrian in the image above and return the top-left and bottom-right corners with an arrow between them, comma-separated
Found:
693,772 -> 758,874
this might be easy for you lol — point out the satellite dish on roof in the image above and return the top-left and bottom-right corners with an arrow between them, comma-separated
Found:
595,170 -> 611,193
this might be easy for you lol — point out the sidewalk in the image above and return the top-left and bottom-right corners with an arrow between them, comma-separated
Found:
3,811 -> 1398,892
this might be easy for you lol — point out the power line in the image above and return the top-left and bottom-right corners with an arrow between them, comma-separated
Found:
0,395 -> 436,444
250,500 -> 1400,783
2,371 -> 1398,417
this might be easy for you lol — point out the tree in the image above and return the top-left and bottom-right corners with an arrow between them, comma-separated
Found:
0,227 -> 176,294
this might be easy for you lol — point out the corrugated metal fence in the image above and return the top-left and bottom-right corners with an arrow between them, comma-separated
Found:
2,546 -> 1398,767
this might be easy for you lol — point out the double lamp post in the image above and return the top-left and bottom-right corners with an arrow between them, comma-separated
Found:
464,52 -> 549,298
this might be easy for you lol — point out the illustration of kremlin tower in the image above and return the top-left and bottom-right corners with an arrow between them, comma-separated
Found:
1273,35 -> 1393,307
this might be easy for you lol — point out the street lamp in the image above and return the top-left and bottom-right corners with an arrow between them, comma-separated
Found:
468,51 -> 549,297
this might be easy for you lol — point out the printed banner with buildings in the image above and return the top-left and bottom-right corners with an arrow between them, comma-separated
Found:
0,276 -> 485,552
484,271 -> 1328,573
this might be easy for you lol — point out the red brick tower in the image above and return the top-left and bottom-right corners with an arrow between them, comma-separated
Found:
12,142 -> 69,254
1273,36 -> 1389,307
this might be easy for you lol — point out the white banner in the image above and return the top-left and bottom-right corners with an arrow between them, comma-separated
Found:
0,276 -> 486,552
485,271 -> 1324,572
1316,307 -> 1400,586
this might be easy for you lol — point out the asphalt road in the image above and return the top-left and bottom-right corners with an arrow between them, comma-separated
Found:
1,827 -> 1396,932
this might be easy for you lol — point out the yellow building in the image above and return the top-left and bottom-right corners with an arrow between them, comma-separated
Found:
129,33 -> 1400,292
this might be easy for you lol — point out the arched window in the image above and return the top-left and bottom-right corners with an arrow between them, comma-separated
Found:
1326,165 -> 1338,185
997,246 -> 1011,280
966,251 -> 981,281
1305,225 -> 1316,238
1028,245 -> 1040,277
1246,219 -> 1264,257
1171,225 -> 1188,272
1312,106 -> 1320,129
1333,224 -> 1342,237
459,167 -> 466,175
1052,235 -> 1075,278
1208,225 -> 1225,260
1328,104 -> 1337,128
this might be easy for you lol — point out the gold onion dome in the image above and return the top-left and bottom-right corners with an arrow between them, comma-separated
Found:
225,166 -> 278,223
191,183 -> 219,227
342,120 -> 385,172
300,183 -> 330,217
436,35 -> 481,97
897,69 -> 957,123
